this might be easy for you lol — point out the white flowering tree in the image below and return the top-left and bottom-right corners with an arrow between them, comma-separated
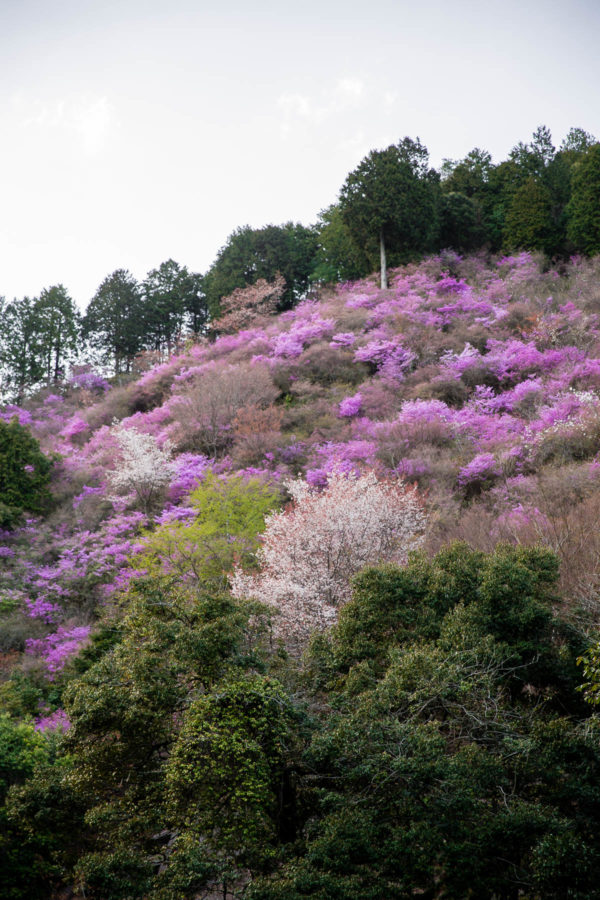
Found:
110,425 -> 174,513
232,470 -> 426,649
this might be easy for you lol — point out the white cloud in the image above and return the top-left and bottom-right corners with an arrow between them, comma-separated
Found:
277,76 -> 370,140
75,97 -> 112,154
333,77 -> 366,106
278,92 -> 314,119
383,90 -> 397,111
13,93 -> 114,156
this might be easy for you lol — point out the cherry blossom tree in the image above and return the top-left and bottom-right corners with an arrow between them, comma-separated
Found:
110,425 -> 174,513
211,274 -> 286,335
232,470 -> 426,648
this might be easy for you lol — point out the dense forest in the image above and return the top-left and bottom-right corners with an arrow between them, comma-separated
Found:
3,127 -> 600,898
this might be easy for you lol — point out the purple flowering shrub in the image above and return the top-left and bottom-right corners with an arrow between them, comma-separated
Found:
26,625 -> 91,678
338,392 -> 363,418
7,250 -> 600,682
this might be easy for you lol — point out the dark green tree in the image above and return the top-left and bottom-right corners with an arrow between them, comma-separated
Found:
440,147 -> 493,198
501,126 -> 576,256
36,285 -> 80,384
567,143 -> 600,255
0,297 -> 45,400
509,125 -> 556,180
504,177 -> 555,253
141,260 -> 206,354
339,137 -> 438,288
560,127 -> 597,155
251,544 -> 598,900
166,674 -> 295,880
311,204 -> 371,283
204,222 -> 318,315
438,191 -> 483,251
82,269 -> 142,374
58,578 -> 278,899
0,419 -> 53,528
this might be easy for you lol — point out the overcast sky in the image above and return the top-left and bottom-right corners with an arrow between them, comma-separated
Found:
1,0 -> 599,308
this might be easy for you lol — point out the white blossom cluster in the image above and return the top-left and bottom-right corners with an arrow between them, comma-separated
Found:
110,425 -> 174,513
232,470 -> 426,649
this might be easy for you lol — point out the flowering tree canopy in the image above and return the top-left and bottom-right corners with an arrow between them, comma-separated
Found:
232,470 -> 426,648
110,425 -> 174,513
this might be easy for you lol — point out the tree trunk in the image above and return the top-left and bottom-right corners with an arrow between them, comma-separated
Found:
380,228 -> 388,290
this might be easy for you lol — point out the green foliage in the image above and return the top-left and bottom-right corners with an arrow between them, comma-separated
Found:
0,418 -> 53,527
567,143 -> 600,255
440,147 -> 492,197
311,204 -> 371,283
438,191 -> 483,251
82,268 -> 143,374
3,754 -> 86,900
166,674 -> 295,868
36,284 -> 80,383
261,543 -> 597,899
204,222 -> 319,315
339,137 -> 438,272
0,296 -> 46,399
504,176 -> 555,253
0,718 -> 79,899
142,258 -> 206,351
73,849 -> 153,900
138,472 -> 280,588
6,539 -> 600,898
577,641 -> 600,705
0,715 -> 47,803
58,577 -> 261,897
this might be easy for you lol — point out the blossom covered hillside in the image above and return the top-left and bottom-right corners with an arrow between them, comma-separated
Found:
3,251 -> 600,685
6,251 -> 600,897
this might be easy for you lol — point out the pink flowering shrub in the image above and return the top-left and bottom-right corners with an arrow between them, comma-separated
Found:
168,453 -> 211,502
35,708 -> 71,732
354,338 -> 417,381
70,372 -> 110,394
458,453 -> 502,497
26,624 -> 91,678
338,392 -> 363,417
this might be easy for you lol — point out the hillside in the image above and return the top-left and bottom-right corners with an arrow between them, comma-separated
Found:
4,250 -> 600,897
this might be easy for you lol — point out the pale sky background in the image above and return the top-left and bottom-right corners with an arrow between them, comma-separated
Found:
1,0 -> 599,309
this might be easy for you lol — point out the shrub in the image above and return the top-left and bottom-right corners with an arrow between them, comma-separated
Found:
300,343 -> 367,386
168,363 -> 279,455
0,419 -> 53,528
231,405 -> 284,468
136,473 -> 281,589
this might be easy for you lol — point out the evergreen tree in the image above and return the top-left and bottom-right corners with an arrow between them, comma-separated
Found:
141,259 -> 206,354
339,137 -> 438,288
311,204 -> 371,283
82,269 -> 142,374
0,297 -> 45,399
567,143 -> 600,255
0,419 -> 53,527
438,191 -> 483,251
36,285 -> 80,384
504,177 -> 555,253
